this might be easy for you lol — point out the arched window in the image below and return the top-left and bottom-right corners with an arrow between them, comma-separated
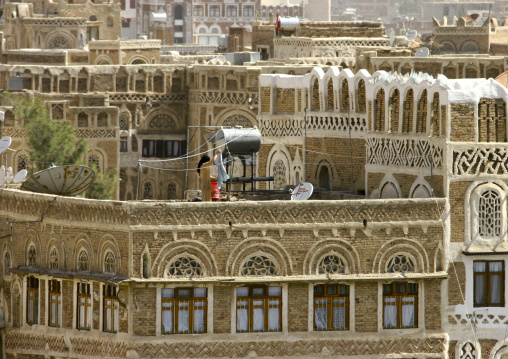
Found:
462,42 -> 478,53
478,190 -> 501,237
78,250 -> 89,272
17,155 -> 28,172
49,247 -> 58,269
142,253 -> 150,279
318,166 -> 331,191
341,79 -> 349,111
28,245 -> 36,267
167,182 -> 177,199
48,36 -> 71,49
4,252 -> 10,275
403,89 -> 414,133
318,254 -> 345,274
241,255 -> 278,276
386,254 -> 415,273
119,114 -> 129,130
311,78 -> 320,110
174,5 -> 183,19
104,252 -> 116,274
167,256 -> 203,277
272,159 -> 287,190
357,79 -> 366,112
88,154 -> 100,171
390,89 -> 400,133
374,89 -> 385,131
417,90 -> 427,134
143,182 -> 153,199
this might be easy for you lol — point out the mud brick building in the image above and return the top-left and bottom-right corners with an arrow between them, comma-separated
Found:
0,189 -> 447,358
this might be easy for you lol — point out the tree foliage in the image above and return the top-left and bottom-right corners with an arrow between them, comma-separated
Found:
85,163 -> 117,200
6,94 -> 88,171
6,93 -> 117,200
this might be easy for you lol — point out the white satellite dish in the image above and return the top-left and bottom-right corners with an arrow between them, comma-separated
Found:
5,167 -> 12,183
414,47 -> 430,57
13,169 -> 27,183
20,165 -> 96,196
0,136 -> 12,154
291,182 -> 313,201
0,166 -> 5,186
405,29 -> 418,41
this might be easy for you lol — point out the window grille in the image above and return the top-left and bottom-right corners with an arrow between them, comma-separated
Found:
78,250 -> 89,272
241,255 -> 277,276
49,247 -> 58,270
386,254 -> 415,273
28,245 -> 36,267
318,255 -> 345,274
143,182 -> 153,199
167,257 -> 203,277
478,190 -> 501,237
104,252 -> 116,274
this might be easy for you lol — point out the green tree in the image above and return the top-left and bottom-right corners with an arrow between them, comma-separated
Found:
85,163 -> 117,200
6,94 -> 88,170
6,94 -> 117,200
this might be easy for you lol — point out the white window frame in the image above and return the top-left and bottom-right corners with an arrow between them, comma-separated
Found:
193,5 -> 204,16
243,5 -> 254,17
47,279 -> 62,328
208,4 -> 221,17
308,282 -> 355,332
102,284 -> 119,333
225,5 -> 238,17
155,285 -> 213,336
75,280 -> 93,331
463,256 -> 508,317
466,182 -> 508,245
377,281 -> 424,333
231,284 -> 288,334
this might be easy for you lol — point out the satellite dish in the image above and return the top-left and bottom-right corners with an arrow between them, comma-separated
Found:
20,165 -> 96,196
0,166 -> 5,186
0,136 -> 12,154
291,182 -> 313,201
415,47 -> 430,57
13,169 -> 27,183
405,29 -> 418,41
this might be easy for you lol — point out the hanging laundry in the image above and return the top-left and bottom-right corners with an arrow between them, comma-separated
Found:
215,152 -> 230,189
